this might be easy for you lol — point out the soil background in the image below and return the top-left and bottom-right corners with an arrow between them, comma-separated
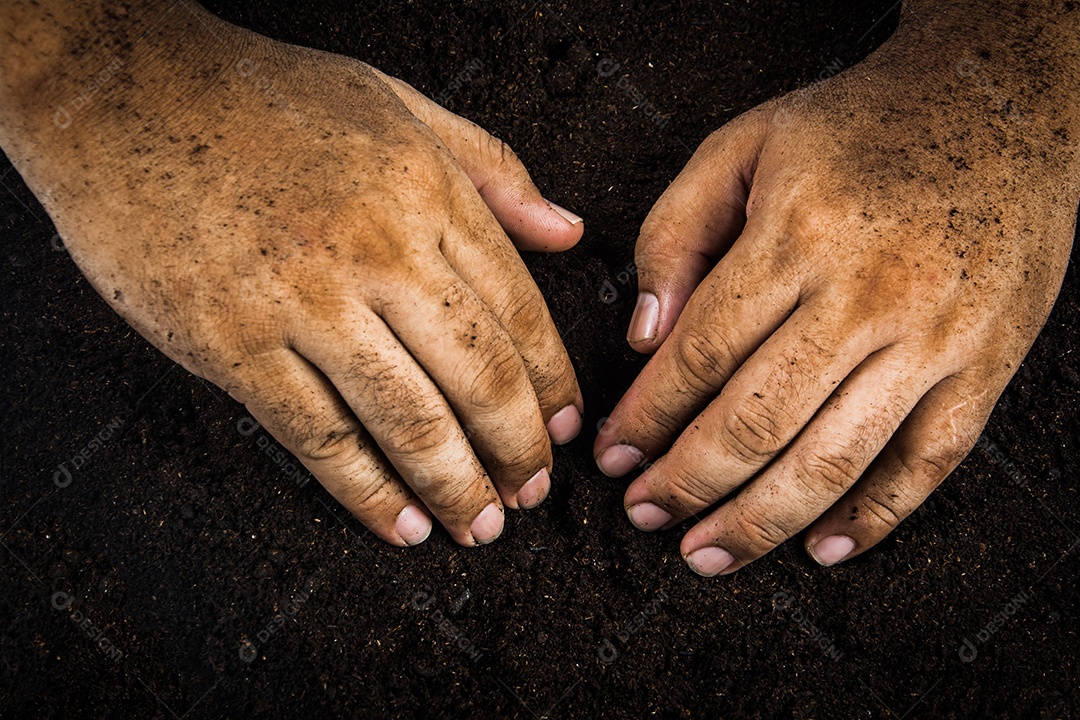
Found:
2,1 -> 1078,718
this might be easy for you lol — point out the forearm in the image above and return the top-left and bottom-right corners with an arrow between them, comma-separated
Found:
891,1 -> 1080,128
2,1 -> 164,130
0,1 -> 249,219
809,0 -> 1080,198
900,0 -> 1080,60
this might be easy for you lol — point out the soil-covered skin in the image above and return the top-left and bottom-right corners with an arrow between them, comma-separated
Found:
1,1 -> 1077,717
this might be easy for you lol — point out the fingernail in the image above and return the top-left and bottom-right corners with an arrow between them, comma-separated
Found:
517,468 -> 551,510
596,444 -> 645,478
395,505 -> 432,546
808,535 -> 856,567
470,502 -> 504,545
626,502 -> 672,531
685,547 -> 736,577
547,405 -> 582,445
627,292 -> 659,344
548,201 -> 583,226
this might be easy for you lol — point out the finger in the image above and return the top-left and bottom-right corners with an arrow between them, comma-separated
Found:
628,108 -> 770,350
292,308 -> 509,546
594,228 -> 799,476
374,70 -> 584,252
803,373 -> 995,567
621,300 -> 888,529
440,176 -> 583,444
373,261 -> 554,510
675,350 -> 931,576
234,349 -> 434,548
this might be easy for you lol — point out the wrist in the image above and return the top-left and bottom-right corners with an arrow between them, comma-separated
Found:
883,1 -> 1080,121
1,1 -> 251,198
1,2 -> 245,149
1,1 -> 179,105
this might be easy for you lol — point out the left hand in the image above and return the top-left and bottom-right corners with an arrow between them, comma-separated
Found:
593,5 -> 1079,576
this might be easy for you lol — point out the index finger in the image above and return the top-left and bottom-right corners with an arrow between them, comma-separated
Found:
593,225 -> 798,476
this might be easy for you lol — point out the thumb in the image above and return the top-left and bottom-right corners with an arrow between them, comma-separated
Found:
628,107 -> 770,353
374,70 -> 583,252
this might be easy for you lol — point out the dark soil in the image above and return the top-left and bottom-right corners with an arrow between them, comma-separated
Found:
2,1 -> 1078,718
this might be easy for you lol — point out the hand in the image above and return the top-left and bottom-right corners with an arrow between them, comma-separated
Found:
594,1 -> 1079,575
0,2 -> 584,547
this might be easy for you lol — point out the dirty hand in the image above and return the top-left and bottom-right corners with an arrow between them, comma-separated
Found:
595,0 -> 1079,575
0,1 -> 584,547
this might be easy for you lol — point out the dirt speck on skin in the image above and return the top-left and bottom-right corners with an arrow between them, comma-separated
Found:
2,1 -> 1078,718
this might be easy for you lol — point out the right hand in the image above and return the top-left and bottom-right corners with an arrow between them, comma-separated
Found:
1,3 -> 584,547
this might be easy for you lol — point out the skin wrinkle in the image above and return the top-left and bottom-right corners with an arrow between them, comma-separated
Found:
603,0 -> 1079,573
1,0 -> 585,546
4,0 -> 1074,564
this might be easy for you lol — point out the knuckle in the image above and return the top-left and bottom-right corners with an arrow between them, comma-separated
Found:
486,286 -> 577,406
718,399 -> 786,465
665,464 -> 722,511
382,414 -> 452,456
383,144 -> 456,204
531,362 -> 576,410
495,283 -> 548,342
494,429 -> 550,478
294,423 -> 368,463
797,447 -> 863,497
932,431 -> 977,471
779,194 -> 855,252
423,472 -> 486,521
637,214 -> 676,249
732,504 -> 790,552
903,435 -> 972,480
674,330 -> 736,394
339,469 -> 398,518
639,394 -> 688,438
480,131 -> 524,179
461,344 -> 527,412
697,127 -> 731,159
224,315 -> 284,358
860,488 -> 905,529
